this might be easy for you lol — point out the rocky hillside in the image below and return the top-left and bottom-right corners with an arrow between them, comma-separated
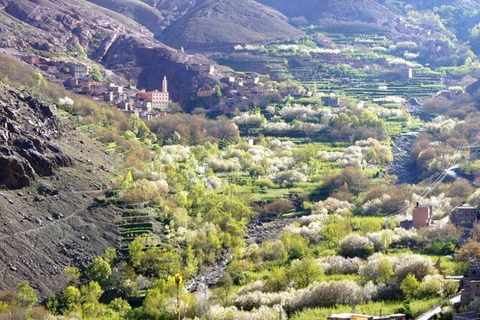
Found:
0,88 -> 72,189
157,0 -> 303,50
85,0 -> 303,50
0,0 -> 220,102
257,0 -> 397,26
0,83 -> 119,298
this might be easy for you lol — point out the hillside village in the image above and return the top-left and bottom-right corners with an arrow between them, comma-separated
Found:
4,29 -> 460,122
3,1 -> 480,319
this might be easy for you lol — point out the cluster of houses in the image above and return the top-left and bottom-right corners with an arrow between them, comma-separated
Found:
411,202 -> 479,229
16,52 -> 334,118
14,53 -> 171,120
410,147 -> 480,229
204,74 -> 340,115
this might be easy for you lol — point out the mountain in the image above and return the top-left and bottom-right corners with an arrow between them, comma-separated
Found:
0,81 -> 119,298
0,0 -> 220,102
157,0 -> 303,50
85,0 -> 303,51
256,0 -> 397,26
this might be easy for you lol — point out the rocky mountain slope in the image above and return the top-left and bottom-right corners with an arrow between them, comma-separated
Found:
157,0 -> 303,50
85,0 -> 303,50
0,0 -> 220,102
0,82 -> 119,298
257,0 -> 396,26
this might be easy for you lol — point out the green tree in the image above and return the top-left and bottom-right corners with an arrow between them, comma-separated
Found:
214,85 -> 222,98
109,298 -> 132,317
289,258 -> 324,288
61,286 -> 81,313
264,267 -> 288,292
90,66 -> 103,82
32,72 -> 45,97
376,259 -> 394,284
104,247 -> 118,266
280,232 -> 310,260
86,257 -> 112,284
16,280 -> 38,308
323,215 -> 352,247
401,274 -> 420,299
64,266 -> 81,286
80,281 -> 104,304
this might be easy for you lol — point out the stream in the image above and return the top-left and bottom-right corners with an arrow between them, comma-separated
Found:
387,133 -> 420,185
185,216 -> 298,292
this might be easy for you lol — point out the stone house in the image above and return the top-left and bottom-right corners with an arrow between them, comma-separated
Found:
470,147 -> 480,161
322,96 -> 340,107
451,204 -> 480,227
412,203 -> 432,228
461,261 -> 480,303
68,62 -> 90,79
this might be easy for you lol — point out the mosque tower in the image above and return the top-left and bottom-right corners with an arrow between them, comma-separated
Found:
162,75 -> 168,93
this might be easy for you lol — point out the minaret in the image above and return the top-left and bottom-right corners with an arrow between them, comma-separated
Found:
162,76 -> 168,93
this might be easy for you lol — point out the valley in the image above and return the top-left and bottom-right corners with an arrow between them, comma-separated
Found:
1,1 -> 480,320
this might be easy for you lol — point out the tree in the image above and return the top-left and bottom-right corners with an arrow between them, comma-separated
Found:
339,165 -> 370,195
264,267 -> 288,292
340,234 -> 375,259
86,257 -> 112,284
104,247 -> 118,266
400,274 -> 419,298
129,237 -> 145,268
360,257 -> 394,285
323,215 -> 352,247
280,232 -> 310,260
376,258 -> 394,284
32,72 -> 45,97
90,66 -> 103,82
447,180 -> 474,199
214,85 -> 222,98
455,241 -> 480,262
417,275 -> 442,298
394,255 -> 434,282
80,281 -> 104,304
64,266 -> 81,286
289,258 -> 324,288
61,286 -> 81,313
16,280 -> 38,308
109,298 -> 132,317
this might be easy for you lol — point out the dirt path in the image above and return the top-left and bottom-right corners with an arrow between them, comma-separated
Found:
0,189 -> 106,241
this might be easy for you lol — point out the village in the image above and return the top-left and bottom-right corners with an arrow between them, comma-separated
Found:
10,47 -> 438,123
7,51 -> 338,120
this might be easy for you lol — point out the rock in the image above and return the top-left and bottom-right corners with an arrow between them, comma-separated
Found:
37,182 -> 58,196
0,155 -> 35,189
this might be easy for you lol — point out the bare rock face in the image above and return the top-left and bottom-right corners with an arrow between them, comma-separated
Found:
0,84 -> 72,189
0,82 -> 119,299
158,0 -> 303,51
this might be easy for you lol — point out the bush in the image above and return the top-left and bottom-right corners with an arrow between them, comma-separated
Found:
339,234 -> 375,259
